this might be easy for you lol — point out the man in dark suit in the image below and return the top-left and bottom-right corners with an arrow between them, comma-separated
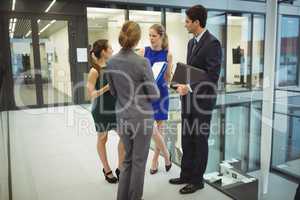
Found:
169,5 -> 222,195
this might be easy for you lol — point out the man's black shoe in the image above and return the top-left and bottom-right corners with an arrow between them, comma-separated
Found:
179,183 -> 204,194
169,178 -> 187,185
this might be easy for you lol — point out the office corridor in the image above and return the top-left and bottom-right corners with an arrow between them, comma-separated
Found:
7,105 -> 232,200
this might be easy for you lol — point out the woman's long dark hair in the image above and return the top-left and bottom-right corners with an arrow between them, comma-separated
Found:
89,39 -> 109,72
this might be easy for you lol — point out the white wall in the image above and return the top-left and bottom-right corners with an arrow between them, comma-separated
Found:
166,12 -> 192,69
88,15 -> 124,54
227,24 -> 242,84
49,25 -> 72,98
129,10 -> 161,50
226,17 -> 252,85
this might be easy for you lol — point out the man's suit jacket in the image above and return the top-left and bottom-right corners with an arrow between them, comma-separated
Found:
182,30 -> 222,116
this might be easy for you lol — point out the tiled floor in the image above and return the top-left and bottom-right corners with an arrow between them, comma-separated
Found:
8,106 -> 232,200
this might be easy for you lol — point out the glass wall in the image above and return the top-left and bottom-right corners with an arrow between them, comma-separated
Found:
38,20 -> 72,104
225,104 -> 250,172
87,8 -> 126,53
207,109 -> 222,173
226,14 -> 252,92
272,90 -> 300,178
252,15 -> 265,89
223,102 -> 262,172
166,11 -> 191,67
249,102 -> 262,171
0,111 -> 9,200
86,8 -> 126,101
10,18 -> 37,106
207,12 -> 226,90
272,14 -> 300,180
276,16 -> 300,87
129,10 -> 161,49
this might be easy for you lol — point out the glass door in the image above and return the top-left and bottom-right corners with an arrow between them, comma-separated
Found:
9,17 -> 38,107
8,16 -> 73,108
37,19 -> 72,104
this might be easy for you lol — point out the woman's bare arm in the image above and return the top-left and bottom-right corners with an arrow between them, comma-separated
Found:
87,68 -> 109,100
165,52 -> 173,83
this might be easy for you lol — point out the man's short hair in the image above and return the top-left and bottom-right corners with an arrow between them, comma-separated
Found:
185,5 -> 208,28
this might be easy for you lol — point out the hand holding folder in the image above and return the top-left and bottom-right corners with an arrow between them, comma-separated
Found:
170,62 -> 207,90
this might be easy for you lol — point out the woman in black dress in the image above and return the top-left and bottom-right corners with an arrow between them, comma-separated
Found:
87,39 -> 125,184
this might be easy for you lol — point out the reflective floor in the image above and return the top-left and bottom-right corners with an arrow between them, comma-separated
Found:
5,106 -> 232,200
14,83 -> 72,106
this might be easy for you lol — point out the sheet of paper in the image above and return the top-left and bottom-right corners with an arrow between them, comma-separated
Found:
76,48 -> 88,62
152,61 -> 166,80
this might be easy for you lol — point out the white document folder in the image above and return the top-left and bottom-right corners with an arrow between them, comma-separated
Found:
152,61 -> 167,81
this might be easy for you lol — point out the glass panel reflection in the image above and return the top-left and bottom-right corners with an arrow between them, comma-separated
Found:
249,102 -> 261,171
277,16 -> 300,87
207,109 -> 221,173
225,104 -> 250,172
273,90 -> 300,178
0,111 -> 9,200
38,20 -> 72,104
252,15 -> 265,90
207,11 -> 226,90
272,112 -> 300,178
10,18 -> 37,106
226,14 -> 252,92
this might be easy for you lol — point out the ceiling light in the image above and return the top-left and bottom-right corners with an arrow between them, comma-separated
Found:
12,0 -> 16,11
45,0 -> 56,13
25,30 -> 32,37
39,20 -> 56,35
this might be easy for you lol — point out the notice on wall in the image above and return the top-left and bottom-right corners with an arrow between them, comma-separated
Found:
13,42 -> 30,54
76,48 -> 88,63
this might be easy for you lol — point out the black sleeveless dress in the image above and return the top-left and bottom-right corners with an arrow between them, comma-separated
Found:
91,66 -> 117,133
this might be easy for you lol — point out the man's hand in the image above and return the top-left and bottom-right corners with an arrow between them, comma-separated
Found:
174,84 -> 189,96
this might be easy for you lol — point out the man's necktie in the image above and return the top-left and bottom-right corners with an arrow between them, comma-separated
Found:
191,38 -> 198,54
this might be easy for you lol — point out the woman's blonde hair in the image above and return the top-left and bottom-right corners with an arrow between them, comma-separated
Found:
150,24 -> 168,49
119,21 -> 141,49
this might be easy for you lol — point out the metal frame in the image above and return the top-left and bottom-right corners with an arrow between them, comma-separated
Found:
249,14 -> 254,90
276,15 -> 300,87
270,11 -> 300,182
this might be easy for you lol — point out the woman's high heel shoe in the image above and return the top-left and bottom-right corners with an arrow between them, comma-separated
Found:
150,162 -> 159,175
165,154 -> 172,172
115,168 -> 120,181
103,168 -> 118,184
150,168 -> 158,175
